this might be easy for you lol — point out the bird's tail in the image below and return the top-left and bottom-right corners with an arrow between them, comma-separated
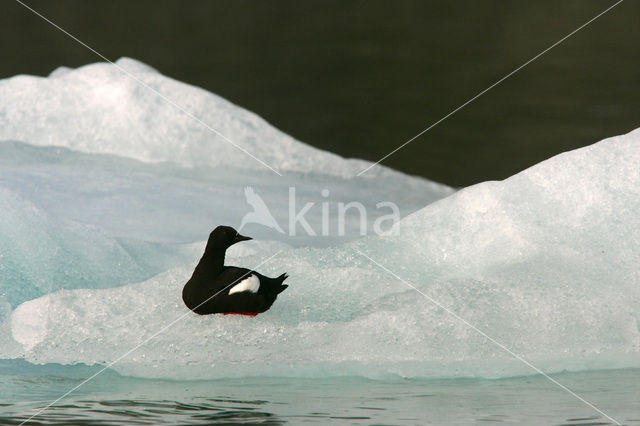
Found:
276,272 -> 289,294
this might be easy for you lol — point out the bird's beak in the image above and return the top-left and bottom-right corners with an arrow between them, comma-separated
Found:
233,233 -> 252,244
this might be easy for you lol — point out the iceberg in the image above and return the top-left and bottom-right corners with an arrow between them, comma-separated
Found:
0,58 -> 453,306
0,58 -> 638,380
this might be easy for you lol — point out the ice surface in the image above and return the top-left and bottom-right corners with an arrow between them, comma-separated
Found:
1,58 -> 639,380
0,182 -> 200,306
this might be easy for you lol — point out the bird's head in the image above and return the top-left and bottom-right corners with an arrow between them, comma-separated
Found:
205,225 -> 252,252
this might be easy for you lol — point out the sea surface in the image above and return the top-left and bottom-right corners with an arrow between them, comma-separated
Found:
2,360 -> 638,425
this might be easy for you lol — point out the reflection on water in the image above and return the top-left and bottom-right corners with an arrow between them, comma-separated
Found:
0,396 -> 627,426
1,361 -> 638,425
2,399 -> 284,425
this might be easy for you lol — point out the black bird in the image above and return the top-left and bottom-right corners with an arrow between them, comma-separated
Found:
182,226 -> 289,316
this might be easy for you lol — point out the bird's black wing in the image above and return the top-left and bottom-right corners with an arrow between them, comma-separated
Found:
208,267 -> 270,313
187,267 -> 285,315
215,266 -> 255,293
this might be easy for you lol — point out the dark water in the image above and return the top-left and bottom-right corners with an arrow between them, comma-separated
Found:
2,0 -> 639,186
1,360 -> 639,425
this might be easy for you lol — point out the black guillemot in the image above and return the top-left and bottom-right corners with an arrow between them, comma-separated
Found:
182,226 -> 288,316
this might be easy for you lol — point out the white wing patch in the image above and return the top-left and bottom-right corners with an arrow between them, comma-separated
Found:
228,274 -> 260,295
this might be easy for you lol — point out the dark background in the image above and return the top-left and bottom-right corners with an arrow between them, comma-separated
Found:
2,0 -> 638,187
